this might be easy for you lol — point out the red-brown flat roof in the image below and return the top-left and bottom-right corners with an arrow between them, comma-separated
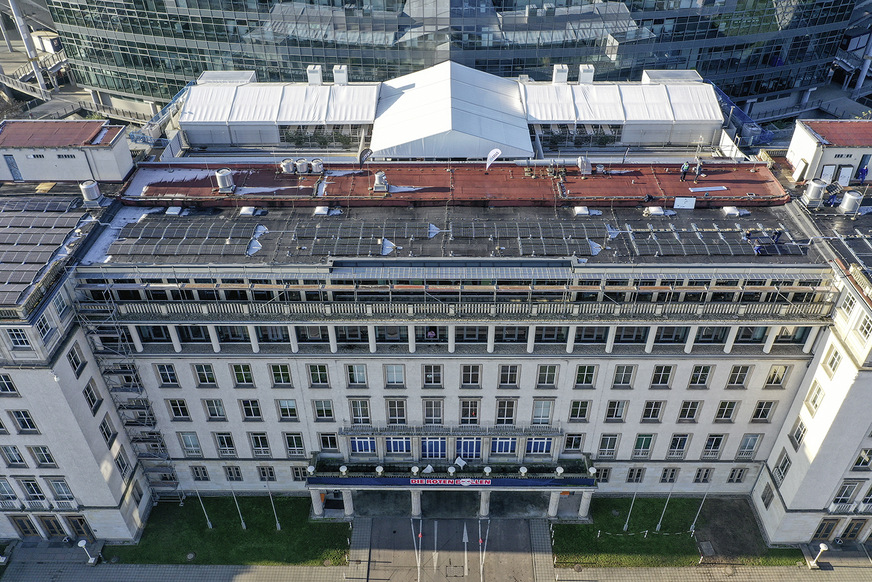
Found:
122,161 -> 788,208
0,120 -> 120,148
801,120 -> 872,147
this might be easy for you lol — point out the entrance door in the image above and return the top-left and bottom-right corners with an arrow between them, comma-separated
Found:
38,515 -> 66,539
9,515 -> 40,539
65,516 -> 94,541
3,155 -> 21,181
819,164 -> 837,183
812,518 -> 839,541
841,519 -> 867,541
836,165 -> 854,187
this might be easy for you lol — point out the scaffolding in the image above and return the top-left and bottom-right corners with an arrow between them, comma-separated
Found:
75,293 -> 182,504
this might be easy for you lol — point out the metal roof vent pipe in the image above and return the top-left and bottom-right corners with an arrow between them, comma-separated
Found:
215,168 -> 235,193
373,170 -> 389,192
79,180 -> 102,208
280,158 -> 296,174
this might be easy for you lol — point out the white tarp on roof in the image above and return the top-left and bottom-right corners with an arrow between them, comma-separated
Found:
665,83 -> 722,122
180,82 -> 380,126
619,84 -> 674,121
570,84 -> 625,123
370,61 -> 533,158
522,84 -> 575,123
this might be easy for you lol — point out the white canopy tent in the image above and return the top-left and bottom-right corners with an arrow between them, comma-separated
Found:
369,61 -> 534,159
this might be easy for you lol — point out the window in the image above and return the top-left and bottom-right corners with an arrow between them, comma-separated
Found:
853,449 -> 872,470
254,466 -> 276,482
460,399 -> 479,425
29,445 -> 55,467
167,399 -> 190,420
232,364 -> 254,386
765,365 -> 787,387
499,365 -> 519,388
694,468 -> 712,484
537,365 -> 558,388
215,433 -> 236,457
276,399 -> 298,421
526,437 -> 552,455
564,434 -> 584,451
291,466 -> 307,481
67,344 -> 85,376
860,316 -> 872,340
598,434 -> 618,458
461,365 -> 481,388
761,483 -> 774,508
825,348 -> 842,375
737,434 -> 760,460
789,418 -> 807,449
178,432 -> 202,457
48,479 -> 74,502
727,468 -> 747,483
385,364 -> 405,387
82,381 -> 101,414
36,316 -> 52,344
569,400 -> 590,422
492,437 -> 517,454
423,365 -> 442,387
531,400 -> 553,425
605,400 -> 627,422
702,435 -> 725,459
194,364 -> 216,386
715,401 -> 738,422
833,482 -> 859,504
727,365 -> 750,388
10,410 -> 37,432
191,466 -> 210,481
423,400 -> 443,425
642,401 -> 663,422
313,400 -> 334,421
350,436 -> 377,454
458,437 -> 483,458
842,294 -> 856,314
773,449 -> 792,483
285,433 -> 305,456
204,399 -> 226,421
805,382 -> 824,416
496,400 -> 515,425
661,468 -> 678,484
595,468 -> 611,483
6,328 -> 30,348
249,433 -> 271,457
496,326 -> 527,342
752,401 -> 776,422
57,153 -> 76,159
633,434 -> 653,459
667,434 -> 689,459
612,365 -> 634,388
689,365 -> 712,388
308,364 -> 329,387
385,437 -> 411,454
156,364 -> 178,386
575,365 -> 596,388
52,293 -> 69,317
678,401 -> 700,422
650,365 -> 672,388
0,445 -> 24,467
115,448 -> 131,478
99,415 -> 117,446
347,364 -> 367,386
387,400 -> 406,425
421,437 -> 446,459
224,466 -> 243,482
627,467 -> 645,483
271,364 -> 292,386
350,400 -> 370,424
20,479 -> 45,502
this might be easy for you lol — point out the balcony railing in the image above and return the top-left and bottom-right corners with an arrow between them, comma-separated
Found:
53,499 -> 79,511
0,499 -> 19,510
829,502 -> 858,514
735,451 -> 755,461
666,450 -> 686,459
857,502 -> 872,514
77,299 -> 834,322
701,450 -> 722,460
24,499 -> 51,511
340,422 -> 563,437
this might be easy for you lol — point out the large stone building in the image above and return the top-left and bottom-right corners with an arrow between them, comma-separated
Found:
1,147 -> 872,544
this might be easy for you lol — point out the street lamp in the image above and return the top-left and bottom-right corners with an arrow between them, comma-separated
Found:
811,542 -> 829,568
77,539 -> 97,565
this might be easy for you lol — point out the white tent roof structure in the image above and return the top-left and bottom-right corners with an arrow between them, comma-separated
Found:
369,61 -> 534,159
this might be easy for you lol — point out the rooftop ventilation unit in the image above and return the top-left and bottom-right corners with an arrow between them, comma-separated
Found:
333,64 -> 348,85
578,64 -> 595,84
215,168 -> 234,193
307,64 -> 323,86
552,64 -> 569,84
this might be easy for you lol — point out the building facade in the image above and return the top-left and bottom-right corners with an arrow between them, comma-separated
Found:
44,0 -> 854,109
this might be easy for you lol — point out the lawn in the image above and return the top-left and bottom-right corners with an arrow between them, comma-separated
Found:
553,497 -> 803,568
105,496 -> 348,566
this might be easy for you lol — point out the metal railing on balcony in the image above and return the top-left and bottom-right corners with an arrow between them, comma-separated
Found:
701,450 -> 722,460
829,502 -> 858,514
735,451 -> 755,461
53,499 -> 79,511
666,450 -> 686,460
24,499 -> 51,511
78,299 -> 835,322
0,499 -> 20,510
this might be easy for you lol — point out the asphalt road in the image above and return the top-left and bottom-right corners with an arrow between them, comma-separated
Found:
368,518 -> 533,582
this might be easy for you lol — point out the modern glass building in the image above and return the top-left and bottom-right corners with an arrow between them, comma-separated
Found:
45,0 -> 854,107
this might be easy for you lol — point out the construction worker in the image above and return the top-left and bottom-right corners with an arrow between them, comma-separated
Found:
680,161 -> 689,182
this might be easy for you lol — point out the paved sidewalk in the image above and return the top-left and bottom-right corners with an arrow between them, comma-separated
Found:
531,519 -> 555,582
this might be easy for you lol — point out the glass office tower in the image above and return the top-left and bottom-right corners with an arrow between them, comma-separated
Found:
46,0 -> 854,106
